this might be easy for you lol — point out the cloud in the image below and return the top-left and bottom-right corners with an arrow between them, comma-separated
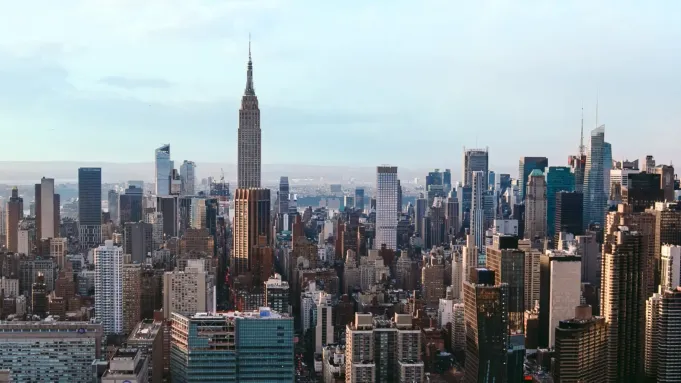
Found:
99,75 -> 173,89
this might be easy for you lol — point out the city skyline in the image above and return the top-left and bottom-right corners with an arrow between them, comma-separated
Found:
0,1 -> 680,169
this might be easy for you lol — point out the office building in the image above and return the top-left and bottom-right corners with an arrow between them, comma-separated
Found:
237,45 -> 261,189
470,171 -> 486,252
583,125 -> 607,227
569,154 -> 587,193
577,231 -> 600,288
155,144 -> 172,196
623,172 -> 664,212
375,166 -> 398,250
0,277 -> 18,298
0,321 -> 102,383
518,156 -> 548,200
170,309 -> 294,382
486,235 -> 525,334
554,191 -> 583,245
37,177 -> 56,239
264,273 -> 290,314
5,187 -> 23,252
651,202 -> 681,269
31,273 -> 47,318
122,263 -> 142,335
422,251 -> 446,308
545,166 -> 575,237
603,142 -> 613,198
660,245 -> 681,292
78,167 -> 102,249
127,319 -> 164,383
645,287 -> 681,382
601,226 -> 645,382
463,268 -> 508,383
414,196 -> 427,239
162,262 -> 214,319
553,305 -> 606,383
107,189 -> 119,224
653,164 -> 675,202
179,160 -> 196,196
524,169 -> 547,242
521,242 -> 541,311
354,187 -> 365,211
316,292 -> 334,354
462,148 -> 489,187
156,196 -> 178,238
609,159 -> 639,200
232,188 -> 270,278
102,348 -> 149,383
95,240 -> 124,335
120,185 -> 144,224
124,222 -> 153,263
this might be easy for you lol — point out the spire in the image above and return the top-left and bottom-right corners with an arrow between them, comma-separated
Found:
244,34 -> 255,96
579,106 -> 585,156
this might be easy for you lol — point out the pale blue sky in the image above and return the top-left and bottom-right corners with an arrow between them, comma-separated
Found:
0,1 -> 680,172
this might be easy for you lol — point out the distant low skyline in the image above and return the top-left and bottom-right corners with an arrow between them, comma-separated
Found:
1,1 -> 680,170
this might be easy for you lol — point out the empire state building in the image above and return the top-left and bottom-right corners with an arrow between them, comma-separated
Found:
238,42 -> 261,188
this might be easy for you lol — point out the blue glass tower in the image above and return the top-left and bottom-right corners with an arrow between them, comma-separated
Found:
545,166 -> 575,238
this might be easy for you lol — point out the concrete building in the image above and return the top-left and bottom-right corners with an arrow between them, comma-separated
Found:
124,222 -> 153,263
5,187 -> 23,252
486,235 -> 525,334
78,167 -> 102,250
601,226 -> 645,382
264,273 -> 290,314
162,262 -> 214,319
553,305 -> 606,383
95,240 -> 124,335
38,177 -> 56,239
127,319 -> 164,383
102,348 -> 149,383
375,166 -> 399,250
237,45 -> 261,189
0,277 -> 18,298
654,164 -> 675,202
122,262 -> 142,335
322,345 -> 345,383
0,321 -> 102,383
421,250 -> 446,308
170,309 -> 294,382
316,292 -> 334,354
493,219 -> 518,236
155,144 -> 172,196
452,302 -> 465,353
645,287 -> 681,382
524,169 -> 547,242
519,239 -> 541,311
544,250 -> 582,348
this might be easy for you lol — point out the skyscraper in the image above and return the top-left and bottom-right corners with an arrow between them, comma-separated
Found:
524,169 -> 547,242
155,144 -> 171,196
518,157 -> 549,200
603,141 -> 613,198
554,191 -> 583,244
553,305 -> 606,383
107,189 -> 119,224
354,187 -> 365,211
5,187 -> 23,252
120,185 -> 144,225
462,148 -> 489,187
232,188 -> 271,278
601,226 -> 645,382
179,160 -> 196,196
463,268 -> 508,383
375,166 -> 398,250
583,125 -> 607,228
485,235 -> 525,334
38,177 -> 55,239
545,166 -> 575,237
78,167 -> 102,249
94,240 -> 124,335
645,287 -> 681,382
470,171 -> 486,252
237,42 -> 261,189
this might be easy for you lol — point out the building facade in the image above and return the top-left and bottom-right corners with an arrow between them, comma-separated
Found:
375,166 -> 399,250
237,45 -> 261,189
94,240 -> 124,335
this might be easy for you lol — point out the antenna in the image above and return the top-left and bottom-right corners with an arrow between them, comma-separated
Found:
248,33 -> 252,60
595,90 -> 599,128
579,105 -> 585,156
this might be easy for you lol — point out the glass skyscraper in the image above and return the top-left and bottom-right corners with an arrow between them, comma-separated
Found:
155,144 -> 172,196
78,167 -> 102,249
519,156 -> 549,200
545,166 -> 575,237
583,125 -> 606,228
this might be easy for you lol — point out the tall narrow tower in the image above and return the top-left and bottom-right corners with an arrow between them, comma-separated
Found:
238,38 -> 261,189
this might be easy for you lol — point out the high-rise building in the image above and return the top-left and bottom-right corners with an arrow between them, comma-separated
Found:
568,154 -> 587,193
462,148 -> 489,187
524,169 -> 547,242
545,250 -> 582,348
38,177 -> 56,239
264,273 -> 290,314
120,185 -> 144,225
470,171 -> 486,252
237,43 -> 261,189
553,305 -> 607,383
278,176 -> 290,229
122,262 -> 142,335
127,319 -> 164,383
645,287 -> 681,382
651,203 -> 681,272
545,166 -> 575,237
520,241 -> 541,311
653,164 -> 675,202
375,166 -> 398,250
422,251 -> 446,308
609,159 -> 639,201
463,268 -> 508,383
107,189 -> 119,224
603,142 -> 612,199
518,156 -> 549,200
601,226 -> 645,382
156,196 -> 178,238
583,125 -> 607,228
155,144 -> 171,196
486,235 -> 525,334
5,187 -> 23,252
101,348 -> 149,383
232,188 -> 270,279
124,222 -> 153,263
576,231 -> 600,288
316,292 -> 334,354
660,245 -> 681,292
170,309 -> 294,382
94,240 -> 124,335
163,261 -> 214,319
179,160 -> 196,196
354,187 -> 365,212
623,172 -> 664,212
554,191 -> 584,245
78,167 -> 102,249
0,321 -> 102,383
31,273 -> 47,318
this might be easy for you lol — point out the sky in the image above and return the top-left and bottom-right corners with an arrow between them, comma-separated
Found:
0,0 -> 680,175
